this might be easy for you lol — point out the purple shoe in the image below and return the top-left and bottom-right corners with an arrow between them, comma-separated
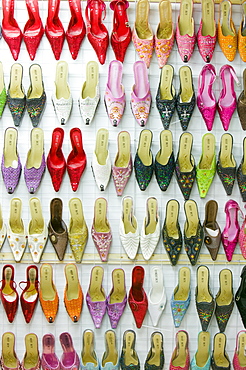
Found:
1,127 -> 22,194
60,333 -> 80,370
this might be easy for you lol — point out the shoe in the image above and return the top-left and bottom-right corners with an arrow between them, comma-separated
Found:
163,199 -> 182,266
154,0 -> 174,68
197,0 -> 216,62
45,0 -> 65,60
47,127 -> 66,192
19,265 -> 39,323
112,131 -> 132,196
184,200 -> 203,265
197,64 -> 216,131
91,128 -> 111,191
211,333 -> 230,370
169,331 -> 190,370
236,266 -> 246,328
1,127 -> 22,194
23,0 -> 44,60
218,65 -> 239,131
237,68 -> 246,130
86,266 -> 106,329
175,132 -> 196,200
48,198 -> 68,261
41,334 -> 60,370
85,0 -> 109,64
28,197 -> 48,263
134,129 -> 154,191
39,264 -> 59,323
0,62 -> 7,117
215,268 -> 234,333
64,264 -> 83,323
221,199 -> 241,262
81,330 -> 99,370
239,205 -> 246,258
218,0 -> 237,61
190,332 -> 211,370
128,265 -> 148,328
156,65 -> 176,129
148,267 -> 166,327
238,1 -> 246,62
132,0 -> 154,68
140,197 -> 160,260
7,63 -> 26,126
60,333 -> 80,370
2,0 -> 22,60
101,330 -> 119,370
119,196 -> 139,260
170,267 -> 191,327
66,0 -> 86,59
0,204 -> 6,252
145,332 -> 164,370
106,268 -> 127,329
21,333 -> 40,370
68,197 -> 88,263
155,130 -> 175,191
233,330 -> 246,370
176,0 -> 196,62
120,330 -> 140,370
24,127 -> 46,194
217,133 -> 236,195
67,127 -> 87,191
110,0 -> 131,62
203,200 -> 221,261
1,333 -> 20,370
104,60 -> 126,127
52,61 -> 73,125
0,265 -> 18,323
7,198 -> 27,262
26,64 -> 46,126
79,61 -> 100,125
91,198 -> 112,262
196,133 -> 216,198
195,265 -> 215,331
130,60 -> 151,127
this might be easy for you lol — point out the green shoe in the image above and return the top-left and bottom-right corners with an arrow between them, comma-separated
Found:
196,133 -> 216,198
0,62 -> 7,117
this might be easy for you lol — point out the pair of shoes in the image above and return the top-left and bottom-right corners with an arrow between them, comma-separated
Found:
47,127 -> 86,192
86,266 -> 127,329
176,0 -> 196,63
145,332 -> 165,370
233,331 -> 246,370
48,198 -> 68,261
203,200 -> 221,261
211,333 -> 231,370
128,266 -> 148,328
197,0 -> 216,62
7,63 -> 46,126
170,267 -> 191,327
197,64 -> 239,131
218,0 -> 237,62
190,332 -> 211,370
156,65 -> 195,131
169,331 -> 190,370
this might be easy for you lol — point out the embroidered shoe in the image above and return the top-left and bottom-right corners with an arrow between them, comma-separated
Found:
218,0 -> 237,61
217,133 -> 236,196
128,266 -> 148,328
184,200 -> 203,266
170,267 -> 191,327
26,64 -> 46,127
237,137 -> 246,202
176,0 -> 196,62
7,63 -> 26,127
134,129 -> 154,191
148,267 -> 166,327
215,268 -> 234,333
86,266 -> 106,329
155,130 -> 175,191
197,0 -> 216,63
221,199 -> 241,262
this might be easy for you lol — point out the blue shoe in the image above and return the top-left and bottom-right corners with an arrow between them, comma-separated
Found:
191,332 -> 211,370
171,267 -> 191,327
101,330 -> 119,370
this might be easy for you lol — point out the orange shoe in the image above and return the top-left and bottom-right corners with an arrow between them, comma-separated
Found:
39,264 -> 59,323
218,0 -> 237,61
64,264 -> 83,323
238,0 -> 246,62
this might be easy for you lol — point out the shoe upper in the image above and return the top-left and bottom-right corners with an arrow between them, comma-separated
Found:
197,20 -> 216,63
86,291 -> 107,329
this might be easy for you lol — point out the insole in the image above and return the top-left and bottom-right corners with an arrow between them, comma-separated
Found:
69,198 -> 84,233
4,128 -> 18,168
202,0 -> 215,36
133,61 -> 149,99
40,264 -> 56,301
199,133 -> 215,169
132,267 -> 144,301
158,0 -> 172,39
55,61 -> 70,99
23,267 -> 38,301
29,197 -> 44,235
179,0 -> 192,36
9,63 -> 24,98
138,129 -> 152,166
201,69 -> 215,107
220,134 -> 235,167
196,332 -> 210,368
216,269 -> 232,306
89,266 -> 105,301
160,65 -> 173,100
28,64 -> 43,99
149,267 -> 164,304
124,332 -> 138,366
82,331 -> 97,365
184,200 -> 198,238
178,133 -> 193,172
108,61 -> 123,98
174,267 -> 190,301
204,200 -> 217,230
26,128 -> 43,169
2,333 -> 17,368
166,200 -> 179,239
102,331 -> 118,366
220,69 -> 234,106
242,2 -> 246,36
226,208 -> 238,241
148,333 -> 162,366
9,198 -> 24,234
238,332 -> 246,366
221,0 -> 234,36
115,131 -> 130,168
135,0 -> 152,39
156,130 -> 172,166
65,264 -> 79,301
24,334 -> 39,369
95,128 -> 109,165
2,267 -> 17,300
213,334 -> 229,367
110,269 -> 125,303
52,200 -> 64,234
172,332 -> 187,367
145,197 -> 157,235
180,66 -> 193,103
94,198 -> 109,233
242,139 -> 246,174
0,61 -> 4,92
82,61 -> 98,99
123,197 -> 136,234
197,266 -> 211,303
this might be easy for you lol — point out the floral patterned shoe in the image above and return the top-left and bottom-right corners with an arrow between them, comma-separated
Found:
131,61 -> 151,127
218,0 -> 237,62
134,129 -> 154,191
86,266 -> 106,329
170,267 -> 191,327
238,2 -> 246,62
217,133 -> 236,195
26,64 -> 46,127
184,200 -> 203,266
7,63 -> 26,127
233,331 -> 246,370
190,332 -> 211,370
155,130 -> 175,191
215,268 -> 234,333
237,137 -> 246,202
145,332 -> 164,370
91,128 -> 111,191
176,66 -> 195,131
0,62 -> 7,117
197,0 -> 216,63
101,330 -> 119,370
105,60 -> 125,127
169,331 -> 190,370
203,200 -> 221,261
176,0 -> 196,62
64,264 -> 83,323
196,133 -> 216,198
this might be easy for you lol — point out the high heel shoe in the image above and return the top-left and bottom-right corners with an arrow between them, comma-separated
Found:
197,0 -> 216,62
176,0 -> 196,62
66,0 -> 86,60
47,127 -> 66,192
128,266 -> 148,328
26,64 -> 46,127
86,266 -> 106,328
170,267 -> 191,327
39,264 -> 59,323
2,0 -> 23,60
1,333 -> 20,370
216,133 -> 236,195
237,68 -> 246,130
85,0 -> 109,65
45,0 -> 65,60
221,199 -> 241,261
19,265 -> 39,323
48,198 -> 68,261
215,268 -> 234,332
106,268 -> 127,328
238,1 -> 246,62
184,200 -> 203,265
110,0 -> 131,62
218,0 -> 237,62
211,333 -> 231,370
0,265 -> 18,323
170,331 -> 190,370
7,63 -> 26,127
23,0 -> 44,60
64,264 -> 83,322
41,334 -> 60,370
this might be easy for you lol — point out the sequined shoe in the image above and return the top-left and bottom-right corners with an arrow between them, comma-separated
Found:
145,332 -> 164,370
26,64 -> 46,127
120,331 -> 140,370
218,0 -> 237,61
176,0 -> 196,62
233,331 -> 246,370
155,130 -> 175,191
239,210 -> 246,259
7,63 -> 26,127
0,265 -> 19,323
170,267 -> 191,327
86,266 -> 106,329
217,133 -> 236,196
20,265 -> 39,323
237,137 -> 246,202
215,268 -> 234,333
184,200 -> 203,266
39,264 -> 59,323
237,68 -> 246,131
128,266 -> 148,328
64,264 -> 83,323
41,334 -> 60,370
134,129 -> 154,191
197,0 -> 216,63
169,331 -> 190,370
190,332 -> 211,370
203,200 -> 221,261
211,333 -> 231,370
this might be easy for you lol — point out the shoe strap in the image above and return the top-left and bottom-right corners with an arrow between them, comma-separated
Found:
220,65 -> 240,86
198,65 -> 216,95
19,281 -> 39,292
85,0 -> 106,31
0,280 -> 17,296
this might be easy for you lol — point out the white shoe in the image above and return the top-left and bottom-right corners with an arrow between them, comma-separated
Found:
148,267 -> 166,326
140,197 -> 160,260
119,196 -> 139,259
91,128 -> 111,191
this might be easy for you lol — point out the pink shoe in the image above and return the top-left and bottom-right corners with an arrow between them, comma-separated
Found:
176,0 -> 196,62
197,64 -> 216,131
239,207 -> 246,259
222,199 -> 242,262
130,60 -> 151,127
218,64 -> 239,131
169,330 -> 190,370
104,60 -> 125,127
233,330 -> 246,370
197,0 -> 216,62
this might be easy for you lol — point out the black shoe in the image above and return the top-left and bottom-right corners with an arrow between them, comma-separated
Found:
144,332 -> 164,370
235,266 -> 246,328
211,333 -> 231,370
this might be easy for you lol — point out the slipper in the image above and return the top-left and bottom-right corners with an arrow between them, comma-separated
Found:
148,267 -> 166,326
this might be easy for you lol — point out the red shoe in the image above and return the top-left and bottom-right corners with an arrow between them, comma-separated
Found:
45,0 -> 65,60
19,265 -> 39,323
0,265 -> 19,323
66,0 -> 86,60
2,0 -> 23,60
23,0 -> 44,60
110,0 -> 131,62
67,128 -> 87,192
85,0 -> 109,64
128,266 -> 148,328
47,127 -> 66,192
